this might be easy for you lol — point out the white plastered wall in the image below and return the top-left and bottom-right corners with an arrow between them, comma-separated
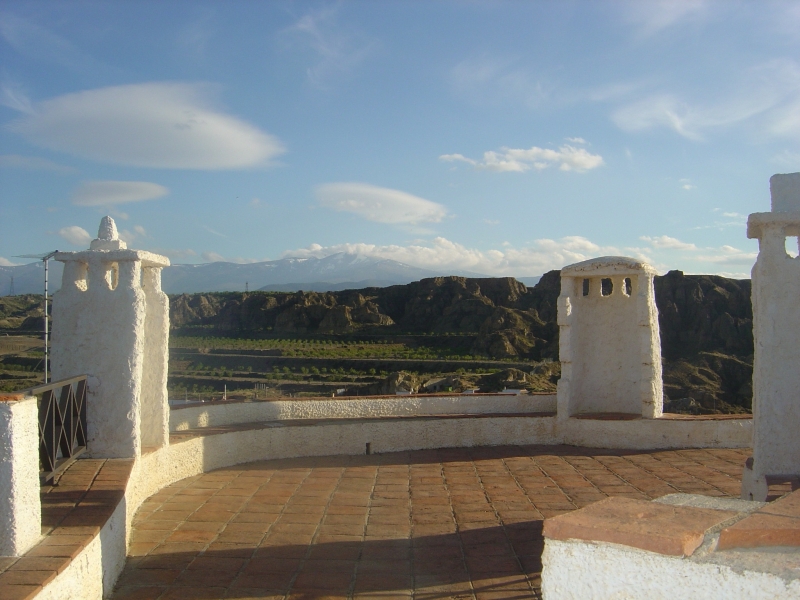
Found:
742,172 -> 800,501
541,539 -> 800,600
557,257 -> 663,419
0,396 -> 41,556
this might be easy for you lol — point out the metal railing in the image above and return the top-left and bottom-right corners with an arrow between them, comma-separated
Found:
27,375 -> 88,483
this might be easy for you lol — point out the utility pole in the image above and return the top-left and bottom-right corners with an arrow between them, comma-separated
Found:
15,251 -> 58,382
8,276 -> 14,296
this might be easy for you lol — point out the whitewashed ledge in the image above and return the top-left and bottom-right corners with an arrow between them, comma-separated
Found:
169,392 -> 558,431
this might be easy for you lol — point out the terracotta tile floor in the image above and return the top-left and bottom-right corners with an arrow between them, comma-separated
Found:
112,445 -> 749,600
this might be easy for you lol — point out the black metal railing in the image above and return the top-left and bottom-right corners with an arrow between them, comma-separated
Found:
27,375 -> 88,483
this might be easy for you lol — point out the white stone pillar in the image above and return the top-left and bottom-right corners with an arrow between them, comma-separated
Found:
742,172 -> 800,501
556,257 -> 663,418
51,217 -> 170,459
0,394 -> 41,556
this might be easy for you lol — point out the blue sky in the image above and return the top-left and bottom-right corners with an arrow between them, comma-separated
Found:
1,1 -> 799,279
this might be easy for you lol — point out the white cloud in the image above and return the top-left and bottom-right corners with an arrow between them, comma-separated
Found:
0,257 -> 20,267
315,183 -> 448,225
282,7 -> 376,88
281,234 -> 759,278
0,154 -> 74,173
202,251 -> 225,263
134,225 -> 147,237
640,235 -> 698,251
8,82 -> 286,169
58,225 -> 91,246
679,178 -> 696,190
441,144 -> 604,173
71,180 -> 168,206
283,236 -> 623,277
565,137 -> 587,144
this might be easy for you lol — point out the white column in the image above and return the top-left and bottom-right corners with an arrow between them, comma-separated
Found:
0,395 -> 41,556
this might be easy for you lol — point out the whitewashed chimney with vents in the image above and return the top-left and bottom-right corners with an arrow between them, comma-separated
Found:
557,256 -> 663,419
50,217 -> 171,459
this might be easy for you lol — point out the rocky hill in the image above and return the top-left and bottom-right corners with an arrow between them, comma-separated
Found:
169,270 -> 754,413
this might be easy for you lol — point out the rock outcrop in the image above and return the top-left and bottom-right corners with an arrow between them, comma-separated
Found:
165,270 -> 755,412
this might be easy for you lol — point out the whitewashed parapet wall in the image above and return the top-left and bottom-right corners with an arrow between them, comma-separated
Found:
0,394 -> 41,556
51,217 -> 170,459
742,172 -> 800,501
557,257 -> 663,419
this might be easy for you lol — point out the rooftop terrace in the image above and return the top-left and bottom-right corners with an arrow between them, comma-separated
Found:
103,444 -> 749,599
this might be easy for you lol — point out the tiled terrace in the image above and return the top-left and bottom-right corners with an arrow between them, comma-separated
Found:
110,445 -> 749,600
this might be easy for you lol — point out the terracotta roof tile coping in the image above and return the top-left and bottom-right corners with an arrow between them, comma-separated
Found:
0,392 -> 31,402
0,458 -> 134,596
718,489 -> 800,550
543,496 -> 739,557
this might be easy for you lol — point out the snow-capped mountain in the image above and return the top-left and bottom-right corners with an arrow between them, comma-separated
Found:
0,252 -> 491,295
163,253 -> 489,293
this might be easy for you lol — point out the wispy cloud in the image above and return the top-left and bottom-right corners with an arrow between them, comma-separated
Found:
71,181 -> 168,206
281,7 -> 376,88
612,59 -> 800,141
0,11 -> 104,71
441,144 -> 604,173
196,251 -> 261,264
315,183 -> 448,225
0,81 -> 34,113
155,248 -> 198,262
0,154 -> 74,173
640,235 -> 697,251
8,82 -> 286,169
203,226 -> 227,238
696,245 -> 758,266
693,209 -> 748,230
176,11 -> 215,62
58,225 -> 91,246
450,56 -> 549,108
0,257 -> 20,267
201,251 -> 225,263
622,0 -> 709,37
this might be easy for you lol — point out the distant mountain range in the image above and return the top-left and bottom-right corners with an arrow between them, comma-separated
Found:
1,252 -> 521,295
